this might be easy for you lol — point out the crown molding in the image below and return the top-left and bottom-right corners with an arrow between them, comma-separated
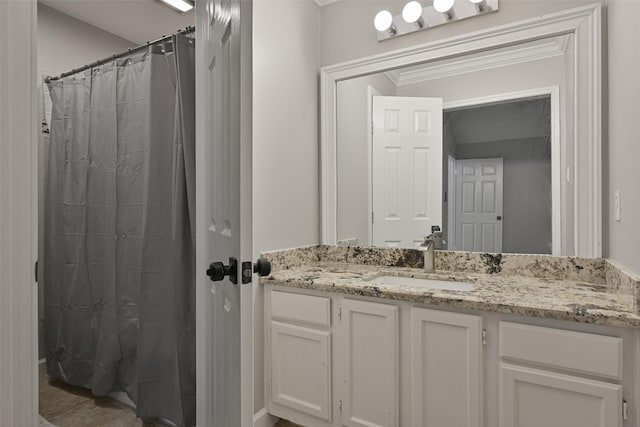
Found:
384,34 -> 570,86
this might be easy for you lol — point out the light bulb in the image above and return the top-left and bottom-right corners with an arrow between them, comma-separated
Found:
469,0 -> 487,12
374,10 -> 394,32
402,1 -> 423,24
433,0 -> 455,13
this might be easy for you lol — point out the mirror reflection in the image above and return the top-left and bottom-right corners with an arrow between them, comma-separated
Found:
336,35 -> 572,254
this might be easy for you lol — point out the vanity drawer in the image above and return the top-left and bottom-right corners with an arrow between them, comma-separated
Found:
270,291 -> 331,328
499,322 -> 623,380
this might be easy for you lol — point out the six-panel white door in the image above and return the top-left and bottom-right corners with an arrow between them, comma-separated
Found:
455,158 -> 503,252
195,0 -> 253,425
372,96 -> 443,248
499,363 -> 622,427
410,308 -> 483,427
340,299 -> 399,427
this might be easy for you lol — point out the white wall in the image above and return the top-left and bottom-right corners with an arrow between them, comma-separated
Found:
38,4 -> 134,78
319,1 -> 593,66
606,0 -> 640,276
336,74 -> 396,245
252,0 -> 321,416
320,0 -> 640,276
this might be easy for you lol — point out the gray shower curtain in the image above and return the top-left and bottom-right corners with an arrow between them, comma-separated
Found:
43,34 -> 196,427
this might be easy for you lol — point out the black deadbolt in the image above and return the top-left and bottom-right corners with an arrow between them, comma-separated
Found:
253,258 -> 272,277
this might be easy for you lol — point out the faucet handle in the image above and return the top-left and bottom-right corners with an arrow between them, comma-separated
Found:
431,225 -> 441,233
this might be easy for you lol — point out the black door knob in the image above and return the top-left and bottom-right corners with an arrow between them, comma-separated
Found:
206,262 -> 225,281
253,258 -> 272,277
206,257 -> 238,284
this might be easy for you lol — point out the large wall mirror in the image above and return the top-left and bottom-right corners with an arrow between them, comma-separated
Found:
321,4 -> 602,257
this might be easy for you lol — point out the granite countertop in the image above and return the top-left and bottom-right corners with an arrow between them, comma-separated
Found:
261,246 -> 640,329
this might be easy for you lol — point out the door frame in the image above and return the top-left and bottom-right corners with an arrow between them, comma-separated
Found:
0,0 -> 39,425
447,154 -> 457,250
320,4 -> 601,257
5,1 -> 255,425
444,86 -> 561,255
366,85 -> 381,247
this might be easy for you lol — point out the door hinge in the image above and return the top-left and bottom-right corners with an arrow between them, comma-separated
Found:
482,329 -> 487,346
338,307 -> 342,322
338,399 -> 343,412
34,260 -> 38,283
623,399 -> 628,421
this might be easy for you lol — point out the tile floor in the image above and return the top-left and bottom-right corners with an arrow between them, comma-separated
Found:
39,364 -> 155,427
40,363 -> 302,427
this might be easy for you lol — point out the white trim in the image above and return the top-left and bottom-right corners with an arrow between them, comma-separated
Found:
366,86 -> 381,247
321,3 -> 602,257
0,0 -> 39,426
253,408 -> 278,427
384,34 -> 569,86
447,155 -> 457,251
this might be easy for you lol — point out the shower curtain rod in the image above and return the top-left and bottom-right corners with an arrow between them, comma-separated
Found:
45,25 -> 195,83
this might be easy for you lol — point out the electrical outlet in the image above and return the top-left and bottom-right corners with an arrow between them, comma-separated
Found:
614,190 -> 622,222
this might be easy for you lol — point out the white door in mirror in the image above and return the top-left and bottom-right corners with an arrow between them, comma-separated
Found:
372,96 -> 443,248
455,158 -> 503,252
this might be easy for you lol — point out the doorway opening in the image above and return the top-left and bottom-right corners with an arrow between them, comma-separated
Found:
37,5 -> 196,426
443,95 -> 553,254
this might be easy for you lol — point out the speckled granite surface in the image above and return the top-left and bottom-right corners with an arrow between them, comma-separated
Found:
262,246 -> 640,329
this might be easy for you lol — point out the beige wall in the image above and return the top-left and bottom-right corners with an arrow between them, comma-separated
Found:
252,0 -> 321,415
320,0 -> 640,276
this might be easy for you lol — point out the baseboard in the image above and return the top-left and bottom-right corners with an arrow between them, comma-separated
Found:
254,408 -> 278,427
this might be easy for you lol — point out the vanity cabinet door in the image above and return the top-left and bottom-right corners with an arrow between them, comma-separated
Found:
499,363 -> 622,427
340,299 -> 399,427
269,321 -> 332,422
410,308 -> 483,427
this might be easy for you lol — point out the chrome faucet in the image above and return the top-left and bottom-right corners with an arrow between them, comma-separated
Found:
420,226 -> 443,273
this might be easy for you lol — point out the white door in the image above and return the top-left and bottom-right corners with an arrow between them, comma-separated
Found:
195,0 -> 253,426
340,299 -> 399,427
499,363 -> 622,427
372,96 -> 443,248
410,308 -> 482,427
455,158 -> 503,252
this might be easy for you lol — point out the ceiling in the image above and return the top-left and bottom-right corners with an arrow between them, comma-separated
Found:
445,97 -> 551,145
40,0 -> 195,44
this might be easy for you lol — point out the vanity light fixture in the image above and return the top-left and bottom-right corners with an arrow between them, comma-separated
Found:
374,0 -> 499,41
156,0 -> 194,13
374,10 -> 397,35
402,1 -> 425,28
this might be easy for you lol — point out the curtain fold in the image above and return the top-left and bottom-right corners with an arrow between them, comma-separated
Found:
44,34 -> 196,427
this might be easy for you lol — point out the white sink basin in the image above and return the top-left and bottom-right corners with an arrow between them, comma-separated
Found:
369,275 -> 475,292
